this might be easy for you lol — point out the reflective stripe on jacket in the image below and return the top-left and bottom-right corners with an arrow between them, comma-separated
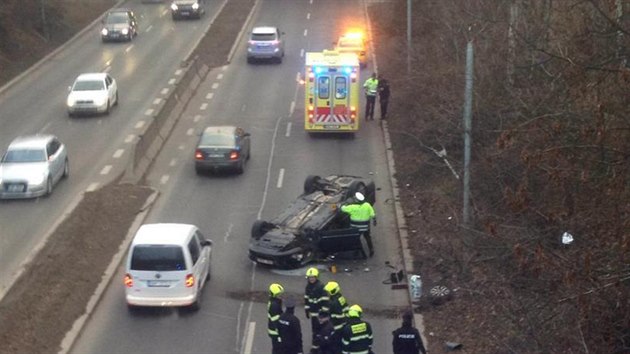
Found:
305,279 -> 329,316
341,318 -> 373,354
268,297 -> 283,337
328,293 -> 349,331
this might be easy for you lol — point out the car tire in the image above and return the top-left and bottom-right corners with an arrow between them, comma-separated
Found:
195,166 -> 203,175
115,92 -> 119,106
251,220 -> 269,239
45,177 -> 53,197
105,100 -> 110,115
303,175 -> 322,194
127,304 -> 139,315
247,57 -> 253,64
63,159 -> 70,178
246,147 -> 251,161
189,288 -> 202,311
236,160 -> 244,174
67,111 -> 74,118
347,180 -> 367,201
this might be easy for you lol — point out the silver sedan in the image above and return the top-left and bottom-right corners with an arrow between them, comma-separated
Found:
0,135 -> 69,199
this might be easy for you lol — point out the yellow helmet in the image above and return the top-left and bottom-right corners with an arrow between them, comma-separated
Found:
306,267 -> 319,278
348,304 -> 363,318
269,283 -> 284,297
324,281 -> 340,296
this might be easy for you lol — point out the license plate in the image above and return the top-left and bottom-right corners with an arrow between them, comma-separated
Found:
324,125 -> 340,129
7,184 -> 24,192
209,154 -> 223,158
181,11 -> 190,15
147,280 -> 170,287
257,258 -> 274,265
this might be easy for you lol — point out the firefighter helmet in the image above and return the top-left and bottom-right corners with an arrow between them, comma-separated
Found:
306,267 -> 319,278
269,283 -> 284,297
348,304 -> 363,317
324,281 -> 341,296
355,192 -> 365,202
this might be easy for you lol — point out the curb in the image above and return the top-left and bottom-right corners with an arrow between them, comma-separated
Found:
226,0 -> 261,64
363,0 -> 430,349
58,189 -> 160,354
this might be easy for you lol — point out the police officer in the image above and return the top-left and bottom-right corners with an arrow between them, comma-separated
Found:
340,304 -> 373,354
305,267 -> 329,352
268,283 -> 284,354
278,297 -> 304,354
322,281 -> 349,334
341,192 -> 376,257
377,75 -> 390,120
363,73 -> 378,121
392,310 -> 427,354
313,311 -> 341,354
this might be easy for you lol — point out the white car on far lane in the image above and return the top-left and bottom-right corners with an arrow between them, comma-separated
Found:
66,73 -> 118,117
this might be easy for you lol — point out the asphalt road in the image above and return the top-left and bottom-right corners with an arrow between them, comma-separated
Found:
0,1 -> 226,295
71,1 -> 411,353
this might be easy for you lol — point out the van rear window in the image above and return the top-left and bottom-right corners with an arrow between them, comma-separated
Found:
131,245 -> 186,271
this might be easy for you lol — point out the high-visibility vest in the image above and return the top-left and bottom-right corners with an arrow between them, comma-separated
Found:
363,78 -> 378,96
341,202 -> 375,222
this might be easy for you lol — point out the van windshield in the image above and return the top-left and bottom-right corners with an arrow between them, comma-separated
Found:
131,245 -> 186,271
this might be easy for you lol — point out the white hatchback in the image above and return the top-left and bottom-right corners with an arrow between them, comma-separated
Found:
124,223 -> 212,311
67,73 -> 118,117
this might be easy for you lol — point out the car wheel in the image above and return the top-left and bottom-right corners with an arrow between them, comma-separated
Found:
105,100 -> 111,115
246,147 -> 251,161
195,166 -> 203,175
68,111 -> 74,118
114,92 -> 119,106
247,57 -> 253,64
236,160 -> 244,174
206,266 -> 211,281
45,177 -> 53,197
63,159 -> 69,178
127,304 -> 139,315
189,287 -> 202,311
346,180 -> 367,201
251,220 -> 270,239
303,175 -> 322,194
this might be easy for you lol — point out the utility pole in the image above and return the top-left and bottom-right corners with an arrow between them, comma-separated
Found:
462,40 -> 474,225
407,0 -> 412,74
40,0 -> 49,40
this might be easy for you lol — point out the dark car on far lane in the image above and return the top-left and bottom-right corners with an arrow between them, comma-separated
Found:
101,8 -> 138,42
194,126 -> 251,175
170,0 -> 205,20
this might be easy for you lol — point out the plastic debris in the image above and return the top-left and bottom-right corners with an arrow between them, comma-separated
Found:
562,232 -> 574,245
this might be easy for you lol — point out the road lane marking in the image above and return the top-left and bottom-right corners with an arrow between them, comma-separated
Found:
217,73 -> 223,80
39,121 -> 51,134
296,72 -> 300,82
146,25 -> 153,32
310,0 -> 313,4
112,149 -> 124,158
169,158 -> 177,167
187,128 -> 194,136
144,108 -> 154,116
307,13 -> 311,20
135,121 -> 145,129
100,165 -> 112,175
290,101 -> 296,116
300,49 -> 304,57
125,45 -> 133,53
153,98 -> 162,105
124,134 -> 135,143
168,78 -> 176,85
206,92 -> 214,99
257,116 -> 283,219
243,322 -> 256,354
194,115 -> 201,122
175,69 -> 183,76
161,88 -> 169,95
222,65 -> 228,71
224,223 -> 233,243
178,144 -> 185,150
286,122 -> 292,137
200,103 -> 208,110
304,29 -> 308,36
160,175 -> 169,184
277,168 -> 285,188
212,83 -> 219,89
86,183 -> 99,192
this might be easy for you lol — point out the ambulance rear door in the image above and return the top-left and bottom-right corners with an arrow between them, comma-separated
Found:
313,69 -> 354,131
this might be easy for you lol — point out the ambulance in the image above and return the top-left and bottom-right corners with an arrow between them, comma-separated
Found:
304,50 -> 360,135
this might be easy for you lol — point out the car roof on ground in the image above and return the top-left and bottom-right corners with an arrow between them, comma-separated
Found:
8,135 -> 55,149
132,223 -> 196,246
252,26 -> 277,34
75,73 -> 107,81
202,126 -> 237,135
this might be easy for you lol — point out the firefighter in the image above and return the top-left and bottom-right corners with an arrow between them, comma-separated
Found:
340,304 -> 373,354
268,283 -> 285,354
278,297 -> 304,354
363,73 -> 378,121
392,310 -> 427,354
313,311 -> 341,354
340,192 -> 376,257
323,281 -> 349,334
305,267 -> 329,352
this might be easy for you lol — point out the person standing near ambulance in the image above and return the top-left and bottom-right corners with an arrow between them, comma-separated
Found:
363,73 -> 378,121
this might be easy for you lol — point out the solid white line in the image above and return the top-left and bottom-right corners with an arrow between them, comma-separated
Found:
277,168 -> 285,188
161,88 -> 169,95
103,65 -> 111,73
169,158 -> 177,167
300,49 -> 304,58
257,116 -> 283,219
144,108 -> 154,116
243,322 -> 256,354
304,29 -> 308,36
112,149 -> 124,158
217,73 -> 224,80
307,13 -> 311,20
168,78 -> 176,85
153,98 -> 162,105
200,103 -> 208,110
193,115 -> 201,122
160,175 -> 169,184
286,122 -> 292,137
206,92 -> 214,99
135,121 -> 145,129
289,101 -> 295,116
186,128 -> 194,136
175,69 -> 183,76
212,83 -> 219,89
86,183 -> 99,192
100,165 -> 112,175
125,45 -> 133,53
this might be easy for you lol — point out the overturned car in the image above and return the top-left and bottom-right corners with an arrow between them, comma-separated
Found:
248,175 -> 376,268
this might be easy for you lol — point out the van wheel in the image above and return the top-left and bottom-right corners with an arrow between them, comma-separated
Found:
206,267 -> 211,281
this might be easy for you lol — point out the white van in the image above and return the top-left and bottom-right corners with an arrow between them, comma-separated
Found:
124,223 -> 212,311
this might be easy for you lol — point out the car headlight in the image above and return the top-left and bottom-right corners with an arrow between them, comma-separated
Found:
192,3 -> 199,9
94,96 -> 107,106
170,3 -> 178,10
274,48 -> 279,52
30,174 -> 46,186
101,28 -> 108,36
67,96 -> 75,107
122,28 -> 129,35
290,253 -> 304,261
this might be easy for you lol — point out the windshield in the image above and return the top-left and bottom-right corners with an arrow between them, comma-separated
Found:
130,245 -> 186,271
251,33 -> 276,41
200,133 -> 235,147
105,13 -> 129,24
2,149 -> 46,163
73,80 -> 104,91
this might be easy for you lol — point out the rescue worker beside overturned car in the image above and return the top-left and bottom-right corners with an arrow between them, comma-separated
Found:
305,267 -> 329,352
278,297 -> 304,354
341,192 -> 376,257
340,304 -> 373,354
268,283 -> 285,354
323,281 -> 349,334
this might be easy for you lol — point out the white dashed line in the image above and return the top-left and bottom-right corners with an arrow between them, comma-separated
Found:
244,322 -> 256,354
206,92 -> 214,99
224,223 -> 233,243
168,78 -> 176,85
193,115 -> 201,122
277,168 -> 285,188
100,165 -> 112,175
135,121 -> 145,129
217,73 -> 223,80
146,25 -> 153,32
39,122 -> 51,134
222,65 -> 228,71
144,108 -> 154,116
296,72 -> 301,82
153,98 -> 162,105
304,29 -> 308,36
212,83 -> 219,89
124,134 -> 135,143
186,128 -> 194,136
200,103 -> 208,110
161,88 -> 169,95
125,45 -> 133,53
307,13 -> 311,20
160,175 -> 170,184
112,149 -> 124,158
300,49 -> 304,57
86,183 -> 99,192
309,0 -> 313,4
285,122 -> 292,137
103,64 -> 111,72
169,158 -> 177,167
178,144 -> 185,150
289,101 -> 295,116
175,69 -> 183,76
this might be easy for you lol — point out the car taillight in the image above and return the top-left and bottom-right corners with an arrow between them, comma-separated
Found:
124,274 -> 133,288
248,40 -> 255,45
271,40 -> 279,45
229,151 -> 240,160
195,149 -> 204,160
185,274 -> 195,288
350,106 -> 356,120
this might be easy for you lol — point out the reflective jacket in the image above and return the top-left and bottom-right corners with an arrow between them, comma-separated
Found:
363,78 -> 379,96
327,293 -> 349,332
392,324 -> 427,354
305,279 -> 329,318
314,319 -> 342,354
340,317 -> 373,354
341,202 -> 375,222
268,297 -> 283,338
278,309 -> 303,354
